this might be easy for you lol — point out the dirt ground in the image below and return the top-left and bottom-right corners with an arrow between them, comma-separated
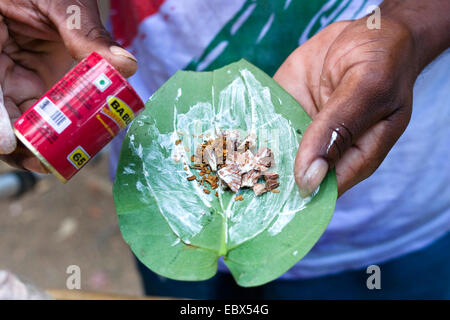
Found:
0,153 -> 143,297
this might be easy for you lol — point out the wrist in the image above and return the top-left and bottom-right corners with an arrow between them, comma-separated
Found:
380,0 -> 450,71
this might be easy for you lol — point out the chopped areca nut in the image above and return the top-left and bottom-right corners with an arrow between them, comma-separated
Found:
237,150 -> 257,174
218,163 -> 242,193
265,179 -> 280,191
263,172 -> 279,180
241,170 -> 262,188
256,147 -> 273,169
226,130 -> 240,152
203,189 -> 210,194
212,135 -> 225,166
203,145 -> 217,171
175,139 -> 182,145
185,129 -> 280,196
205,174 -> 219,186
238,133 -> 256,152
253,183 -> 267,196
235,195 -> 244,201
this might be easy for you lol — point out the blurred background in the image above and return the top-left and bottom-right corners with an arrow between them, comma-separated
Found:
0,153 -> 143,297
0,0 -> 143,298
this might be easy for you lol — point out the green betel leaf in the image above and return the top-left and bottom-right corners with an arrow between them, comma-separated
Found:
113,60 -> 337,287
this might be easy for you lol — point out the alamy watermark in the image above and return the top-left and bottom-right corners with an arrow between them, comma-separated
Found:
366,264 -> 381,290
366,5 -> 381,30
66,5 -> 81,30
66,265 -> 81,290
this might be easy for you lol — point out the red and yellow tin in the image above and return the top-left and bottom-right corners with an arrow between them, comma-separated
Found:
14,52 -> 145,182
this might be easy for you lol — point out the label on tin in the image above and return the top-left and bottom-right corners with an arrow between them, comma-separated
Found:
14,52 -> 145,182
34,97 -> 72,134
102,96 -> 135,130
67,146 -> 91,169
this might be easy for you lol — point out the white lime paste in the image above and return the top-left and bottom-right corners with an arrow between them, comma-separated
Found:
127,68 -> 315,251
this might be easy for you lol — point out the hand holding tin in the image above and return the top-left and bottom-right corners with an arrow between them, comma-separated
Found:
0,0 -> 139,173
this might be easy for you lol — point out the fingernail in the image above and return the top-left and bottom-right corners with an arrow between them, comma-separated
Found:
110,46 -> 137,62
296,158 -> 329,198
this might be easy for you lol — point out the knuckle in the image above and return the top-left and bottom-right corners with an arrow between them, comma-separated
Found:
84,24 -> 111,42
322,123 -> 354,162
359,156 -> 382,181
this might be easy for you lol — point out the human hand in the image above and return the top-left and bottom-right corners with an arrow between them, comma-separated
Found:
0,0 -> 137,172
276,0 -> 450,197
275,18 -> 419,197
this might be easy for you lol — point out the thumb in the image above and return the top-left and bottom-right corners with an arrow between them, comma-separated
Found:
0,85 -> 16,154
294,75 -> 389,197
49,1 -> 137,78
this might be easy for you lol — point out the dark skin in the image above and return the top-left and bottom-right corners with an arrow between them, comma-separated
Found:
274,0 -> 450,196
275,18 -> 417,197
0,0 -> 137,172
0,0 -> 449,196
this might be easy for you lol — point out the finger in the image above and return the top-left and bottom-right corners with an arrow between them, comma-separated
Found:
3,18 -> 60,41
0,1 -> 60,41
294,71 -> 395,197
0,143 -> 49,173
47,1 -> 137,78
273,21 -> 351,117
0,85 -> 16,154
3,96 -> 21,121
335,108 -> 410,195
18,98 -> 39,114
1,63 -> 45,106
23,156 -> 49,173
273,53 -> 319,117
